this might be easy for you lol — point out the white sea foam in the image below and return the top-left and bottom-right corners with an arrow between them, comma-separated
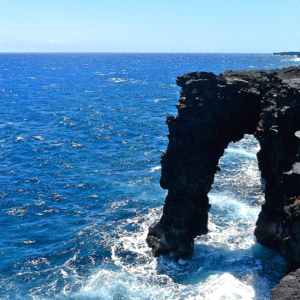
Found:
150,166 -> 161,172
51,142 -> 64,146
72,136 -> 265,299
70,142 -> 83,147
198,219 -> 257,251
6,208 -> 27,217
33,135 -> 44,140
72,203 -> 261,300
198,273 -> 255,299
225,147 -> 257,159
209,193 -> 260,220
54,180 -> 268,299
108,78 -> 129,83
76,269 -> 256,300
108,77 -> 141,84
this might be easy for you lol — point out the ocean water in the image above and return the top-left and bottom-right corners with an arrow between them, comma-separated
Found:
0,53 -> 299,300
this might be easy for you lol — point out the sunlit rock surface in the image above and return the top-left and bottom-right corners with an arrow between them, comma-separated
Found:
146,66 -> 300,297
271,268 -> 300,299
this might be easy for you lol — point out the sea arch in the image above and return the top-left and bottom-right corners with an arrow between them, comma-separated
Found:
146,68 -> 300,271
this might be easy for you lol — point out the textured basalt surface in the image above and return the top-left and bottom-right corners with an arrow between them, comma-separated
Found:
271,268 -> 300,299
146,66 -> 300,296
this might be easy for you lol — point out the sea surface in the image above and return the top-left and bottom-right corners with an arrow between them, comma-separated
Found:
0,53 -> 299,300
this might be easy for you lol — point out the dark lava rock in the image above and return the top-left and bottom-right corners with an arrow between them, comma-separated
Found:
146,66 -> 300,297
271,268 -> 300,299
274,52 -> 300,57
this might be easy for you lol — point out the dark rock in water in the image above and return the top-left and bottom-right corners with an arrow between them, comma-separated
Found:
274,51 -> 300,57
146,66 -> 300,296
271,268 -> 300,299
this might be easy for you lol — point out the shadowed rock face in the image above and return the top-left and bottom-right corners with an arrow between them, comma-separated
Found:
146,67 -> 300,278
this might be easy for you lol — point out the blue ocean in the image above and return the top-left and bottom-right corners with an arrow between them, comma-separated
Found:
1,53 -> 300,300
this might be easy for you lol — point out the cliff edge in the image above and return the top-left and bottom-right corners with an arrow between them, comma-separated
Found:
146,66 -> 300,298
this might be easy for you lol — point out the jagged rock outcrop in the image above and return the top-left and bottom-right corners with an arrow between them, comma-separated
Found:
271,268 -> 300,299
146,66 -> 300,296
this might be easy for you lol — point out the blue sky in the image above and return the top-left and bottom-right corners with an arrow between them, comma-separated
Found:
1,0 -> 299,53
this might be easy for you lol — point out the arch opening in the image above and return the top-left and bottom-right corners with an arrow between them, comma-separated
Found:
206,134 -> 264,250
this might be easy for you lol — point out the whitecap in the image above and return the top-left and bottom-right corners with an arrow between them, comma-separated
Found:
150,166 -> 161,172
108,78 -> 129,83
6,208 -> 27,216
33,135 -> 44,140
286,56 -> 300,62
22,240 -> 35,244
225,147 -> 257,159
70,142 -> 83,148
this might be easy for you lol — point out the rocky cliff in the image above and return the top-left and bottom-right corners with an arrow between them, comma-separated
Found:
146,66 -> 300,297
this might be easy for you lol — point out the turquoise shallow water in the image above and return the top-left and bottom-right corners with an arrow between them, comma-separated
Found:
0,53 -> 299,299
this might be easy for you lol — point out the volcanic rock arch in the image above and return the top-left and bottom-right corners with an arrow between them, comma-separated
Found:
146,67 -> 300,275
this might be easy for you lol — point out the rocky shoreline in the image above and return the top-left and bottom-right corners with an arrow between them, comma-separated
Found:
146,66 -> 300,298
274,52 -> 300,57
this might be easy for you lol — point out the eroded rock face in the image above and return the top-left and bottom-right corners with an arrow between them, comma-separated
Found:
271,268 -> 300,299
146,67 -> 300,272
